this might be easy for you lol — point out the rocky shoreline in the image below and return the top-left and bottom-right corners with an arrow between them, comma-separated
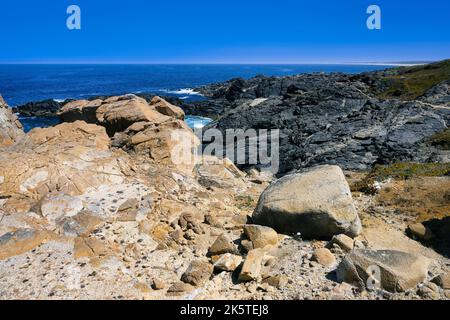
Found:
192,61 -> 450,175
12,94 -> 188,118
14,61 -> 450,175
0,61 -> 449,300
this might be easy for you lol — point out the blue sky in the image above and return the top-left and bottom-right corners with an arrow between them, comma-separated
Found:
0,0 -> 449,63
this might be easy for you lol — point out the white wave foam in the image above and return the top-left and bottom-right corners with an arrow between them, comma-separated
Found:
162,88 -> 203,96
185,116 -> 212,129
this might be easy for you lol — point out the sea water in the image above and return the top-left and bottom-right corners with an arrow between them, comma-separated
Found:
0,64 -> 389,131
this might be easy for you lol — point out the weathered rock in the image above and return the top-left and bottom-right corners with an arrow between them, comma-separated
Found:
252,165 -> 362,238
73,237 -> 111,260
0,229 -> 52,260
247,168 -> 274,184
57,211 -> 103,237
98,96 -> 172,136
418,282 -> 441,299
178,212 -> 203,234
127,119 -> 200,175
213,253 -> 243,272
117,198 -> 139,212
195,156 -> 246,189
0,94 -> 24,147
330,234 -> 354,252
40,193 -> 84,226
262,274 -> 288,288
419,80 -> 450,105
134,282 -> 152,294
58,99 -> 102,123
181,260 -> 213,286
59,95 -> 171,135
208,234 -> 237,256
231,215 -> 249,228
168,228 -> 184,244
432,272 -> 450,290
0,121 -> 133,199
158,199 -> 200,222
336,249 -> 430,292
204,214 -> 223,228
240,239 -> 253,253
408,223 -> 435,241
150,96 -> 185,119
167,282 -> 194,295
244,224 -> 278,249
59,95 -> 247,178
238,248 -> 267,282
151,278 -> 166,290
312,248 -> 336,268
58,94 -> 199,174
149,222 -> 173,244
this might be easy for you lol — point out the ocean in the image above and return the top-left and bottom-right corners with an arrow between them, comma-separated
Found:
0,64 -> 389,131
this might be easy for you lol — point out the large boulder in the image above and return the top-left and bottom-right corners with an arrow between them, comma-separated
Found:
124,117 -> 200,174
58,99 -> 103,123
0,120 -> 153,236
252,165 -> 361,238
96,95 -> 171,135
336,249 -> 430,292
59,95 -> 200,175
59,94 -> 171,136
150,96 -> 185,119
0,94 -> 24,147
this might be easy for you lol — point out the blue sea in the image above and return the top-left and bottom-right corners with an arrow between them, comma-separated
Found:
0,64 -> 389,131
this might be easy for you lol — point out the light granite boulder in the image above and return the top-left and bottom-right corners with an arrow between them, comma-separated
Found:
252,165 -> 361,238
336,249 -> 430,292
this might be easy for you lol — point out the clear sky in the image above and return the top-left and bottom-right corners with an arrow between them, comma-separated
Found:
0,0 -> 449,64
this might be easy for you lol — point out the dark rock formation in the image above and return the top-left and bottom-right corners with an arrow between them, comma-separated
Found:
13,99 -> 65,117
184,66 -> 450,175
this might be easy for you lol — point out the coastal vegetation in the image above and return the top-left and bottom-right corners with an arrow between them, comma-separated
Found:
377,59 -> 450,100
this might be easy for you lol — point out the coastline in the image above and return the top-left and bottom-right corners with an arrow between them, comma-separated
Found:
0,60 -> 449,301
0,63 -> 393,107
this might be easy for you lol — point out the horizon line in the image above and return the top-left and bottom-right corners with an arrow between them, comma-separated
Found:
0,60 -> 436,66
